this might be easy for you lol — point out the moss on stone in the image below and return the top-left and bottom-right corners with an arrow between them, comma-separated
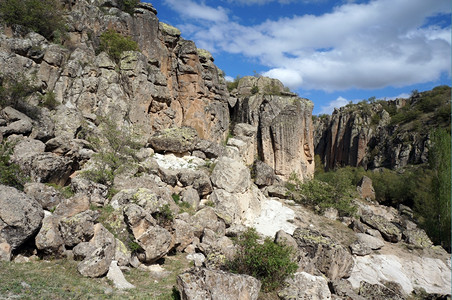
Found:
159,22 -> 181,37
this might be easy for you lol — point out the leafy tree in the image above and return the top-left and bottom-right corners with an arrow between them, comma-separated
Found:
226,228 -> 297,292
415,129 -> 451,251
98,30 -> 140,63
0,0 -> 65,40
227,75 -> 241,92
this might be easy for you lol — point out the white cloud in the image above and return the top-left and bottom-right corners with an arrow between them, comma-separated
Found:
318,96 -> 350,114
262,68 -> 303,89
225,75 -> 234,82
164,0 -> 451,91
163,0 -> 228,22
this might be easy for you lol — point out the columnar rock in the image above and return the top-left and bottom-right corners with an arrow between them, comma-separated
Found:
230,76 -> 314,181
0,185 -> 44,250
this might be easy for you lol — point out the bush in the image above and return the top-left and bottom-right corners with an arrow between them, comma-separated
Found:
0,141 -> 28,190
0,0 -> 65,41
288,170 -> 357,217
0,73 -> 37,109
98,30 -> 139,63
39,91 -> 58,110
117,0 -> 139,15
250,85 -> 259,95
226,228 -> 297,292
82,117 -> 141,190
226,75 -> 241,92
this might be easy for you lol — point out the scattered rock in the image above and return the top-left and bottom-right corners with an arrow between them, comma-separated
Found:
0,184 -> 44,250
360,214 -> 402,243
177,268 -> 261,300
278,272 -> 331,300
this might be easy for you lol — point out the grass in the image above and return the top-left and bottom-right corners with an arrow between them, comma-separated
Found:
0,253 -> 191,299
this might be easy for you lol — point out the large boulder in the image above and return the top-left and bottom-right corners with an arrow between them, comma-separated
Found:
360,214 -> 402,243
210,157 -> 250,193
278,272 -> 331,300
35,212 -> 65,254
292,228 -> 354,280
0,185 -> 44,250
148,127 -> 198,154
77,223 -> 117,278
177,268 -> 261,300
59,210 -> 98,247
24,182 -> 63,211
356,176 -> 376,201
358,281 -> 406,300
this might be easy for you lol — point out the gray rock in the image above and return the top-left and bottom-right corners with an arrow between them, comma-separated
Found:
329,280 -> 366,300
191,207 -> 225,238
403,228 -> 433,248
177,268 -> 261,300
148,127 -> 198,154
361,214 -> 402,243
77,223 -> 116,278
35,212 -> 64,254
252,160 -> 276,187
210,157 -> 250,193
0,119 -> 33,136
0,185 -> 44,250
0,242 -> 12,261
173,218 -> 194,252
24,182 -> 63,210
350,240 -> 372,256
359,281 -> 406,300
59,210 -> 98,247
357,176 -> 376,201
181,187 -> 200,210
356,233 -> 385,250
278,272 -> 331,300
293,227 -> 354,280
71,177 -> 108,206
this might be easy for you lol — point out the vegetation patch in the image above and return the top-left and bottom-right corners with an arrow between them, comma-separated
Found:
225,228 -> 297,292
0,0 -> 66,41
97,30 -> 139,63
0,141 -> 28,190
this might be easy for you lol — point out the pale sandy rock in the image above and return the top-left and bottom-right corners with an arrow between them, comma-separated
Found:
211,156 -> 250,193
348,254 -> 451,295
107,260 -> 135,289
251,198 -> 296,237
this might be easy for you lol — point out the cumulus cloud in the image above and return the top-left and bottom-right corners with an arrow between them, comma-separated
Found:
318,96 -> 350,114
164,0 -> 451,91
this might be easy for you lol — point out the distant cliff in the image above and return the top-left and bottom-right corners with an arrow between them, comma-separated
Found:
314,86 -> 451,170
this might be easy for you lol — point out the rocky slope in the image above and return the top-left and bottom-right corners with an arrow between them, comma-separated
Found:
314,86 -> 451,170
0,1 -> 450,299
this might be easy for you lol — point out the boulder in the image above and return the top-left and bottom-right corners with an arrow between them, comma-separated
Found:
178,169 -> 212,197
209,187 -> 262,225
77,223 -> 116,278
123,204 -> 173,263
403,228 -> 433,248
292,228 -> 354,280
360,214 -> 402,243
359,281 -> 406,300
0,242 -> 12,261
148,127 -> 198,154
180,187 -> 200,210
35,212 -> 65,254
357,176 -> 376,201
0,185 -> 44,250
278,272 -> 331,300
329,280 -> 366,300
59,210 -> 98,247
191,207 -> 225,238
70,177 -> 108,206
177,268 -> 261,300
252,160 -> 277,187
355,233 -> 384,250
24,182 -> 63,210
172,218 -> 194,252
210,157 -> 250,193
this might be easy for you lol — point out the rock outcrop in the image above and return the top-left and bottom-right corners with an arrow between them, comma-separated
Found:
229,76 -> 315,182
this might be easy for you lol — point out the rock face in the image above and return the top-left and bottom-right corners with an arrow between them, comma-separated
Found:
314,87 -> 450,170
177,268 -> 261,300
229,76 -> 315,182
0,185 -> 44,250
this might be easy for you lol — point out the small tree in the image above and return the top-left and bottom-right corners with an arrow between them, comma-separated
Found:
0,141 -> 28,190
98,30 -> 139,63
0,0 -> 65,41
226,228 -> 298,292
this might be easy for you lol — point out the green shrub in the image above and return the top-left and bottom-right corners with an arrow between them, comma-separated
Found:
82,117 -> 141,190
226,228 -> 297,292
288,170 -> 357,217
39,91 -> 58,110
0,73 -> 37,109
98,29 -> 139,63
117,0 -> 139,15
0,0 -> 65,41
0,141 -> 28,190
250,85 -> 259,95
226,75 -> 241,92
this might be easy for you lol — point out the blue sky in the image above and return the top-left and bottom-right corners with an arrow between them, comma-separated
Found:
148,0 -> 451,115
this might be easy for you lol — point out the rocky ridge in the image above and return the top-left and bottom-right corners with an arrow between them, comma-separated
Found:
0,1 -> 450,299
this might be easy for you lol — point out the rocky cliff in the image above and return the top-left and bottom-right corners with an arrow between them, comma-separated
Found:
314,86 -> 451,170
0,1 -> 450,299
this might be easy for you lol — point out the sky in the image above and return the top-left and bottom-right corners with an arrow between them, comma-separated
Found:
148,0 -> 451,115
